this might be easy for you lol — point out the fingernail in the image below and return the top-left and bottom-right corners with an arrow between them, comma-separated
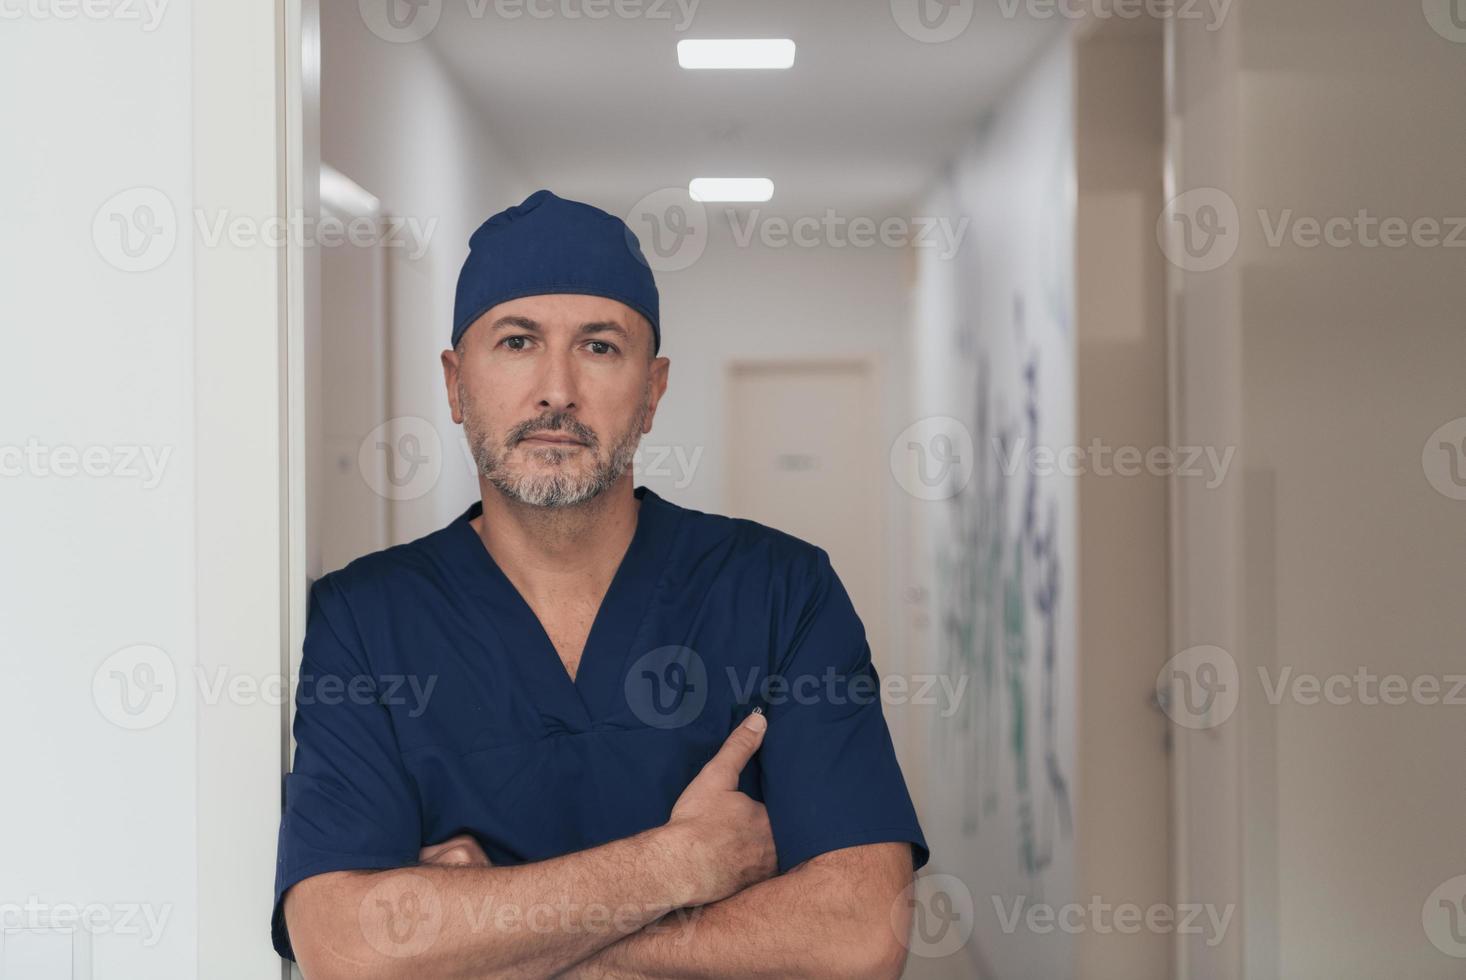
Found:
744,707 -> 766,732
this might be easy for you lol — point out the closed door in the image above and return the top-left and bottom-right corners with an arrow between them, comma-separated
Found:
725,360 -> 886,665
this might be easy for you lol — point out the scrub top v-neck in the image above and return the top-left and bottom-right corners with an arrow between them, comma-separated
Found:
271,486 -> 929,962
448,489 -> 675,733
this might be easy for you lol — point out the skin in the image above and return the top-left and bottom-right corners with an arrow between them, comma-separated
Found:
283,295 -> 915,978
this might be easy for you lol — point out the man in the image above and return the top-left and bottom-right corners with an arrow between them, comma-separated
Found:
272,189 -> 929,979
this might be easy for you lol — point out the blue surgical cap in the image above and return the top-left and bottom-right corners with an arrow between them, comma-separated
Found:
451,189 -> 661,353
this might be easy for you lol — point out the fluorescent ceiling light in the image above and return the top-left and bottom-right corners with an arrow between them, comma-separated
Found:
677,39 -> 796,70
689,178 -> 775,203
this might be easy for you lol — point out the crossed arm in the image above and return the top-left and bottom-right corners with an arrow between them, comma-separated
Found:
283,714 -> 915,980
550,841 -> 914,980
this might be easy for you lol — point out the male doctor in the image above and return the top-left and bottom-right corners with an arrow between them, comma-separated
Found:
272,189 -> 929,979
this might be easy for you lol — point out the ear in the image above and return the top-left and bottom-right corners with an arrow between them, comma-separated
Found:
441,347 -> 465,424
643,356 -> 670,435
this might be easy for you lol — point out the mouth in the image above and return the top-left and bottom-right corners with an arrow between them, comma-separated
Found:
519,434 -> 587,447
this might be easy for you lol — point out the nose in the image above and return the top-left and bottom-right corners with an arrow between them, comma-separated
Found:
534,344 -> 580,415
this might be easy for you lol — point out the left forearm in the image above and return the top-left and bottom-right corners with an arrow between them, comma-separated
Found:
556,845 -> 912,980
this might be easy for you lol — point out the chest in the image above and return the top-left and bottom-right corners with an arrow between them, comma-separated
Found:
371,547 -> 787,747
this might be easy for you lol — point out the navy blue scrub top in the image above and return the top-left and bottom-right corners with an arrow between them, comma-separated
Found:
271,485 -> 929,961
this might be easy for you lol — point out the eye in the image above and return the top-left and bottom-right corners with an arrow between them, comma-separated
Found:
501,335 -> 533,351
586,340 -> 618,356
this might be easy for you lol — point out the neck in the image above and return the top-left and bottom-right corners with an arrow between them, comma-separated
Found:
471,472 -> 641,588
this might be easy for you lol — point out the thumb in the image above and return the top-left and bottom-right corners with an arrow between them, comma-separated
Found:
698,708 -> 767,788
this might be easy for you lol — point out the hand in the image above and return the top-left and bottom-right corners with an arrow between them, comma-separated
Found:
419,832 -> 492,867
665,710 -> 777,906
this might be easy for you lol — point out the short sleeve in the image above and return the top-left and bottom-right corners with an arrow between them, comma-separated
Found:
758,548 -> 930,874
271,574 -> 424,962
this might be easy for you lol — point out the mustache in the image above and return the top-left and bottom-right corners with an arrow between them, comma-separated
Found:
511,413 -> 598,447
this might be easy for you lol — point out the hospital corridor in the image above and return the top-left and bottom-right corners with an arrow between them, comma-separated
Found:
3,1 -> 1465,978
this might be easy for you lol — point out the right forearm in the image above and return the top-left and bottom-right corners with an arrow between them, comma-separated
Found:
289,824 -> 696,980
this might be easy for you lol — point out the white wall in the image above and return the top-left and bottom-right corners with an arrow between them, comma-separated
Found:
642,214 -> 912,506
0,6 -> 198,975
907,38 -> 1080,980
1,3 -> 286,978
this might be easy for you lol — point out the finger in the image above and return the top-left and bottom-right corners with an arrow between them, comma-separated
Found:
429,843 -> 490,866
420,834 -> 490,866
419,842 -> 456,864
419,834 -> 466,861
698,709 -> 767,787
437,845 -> 479,866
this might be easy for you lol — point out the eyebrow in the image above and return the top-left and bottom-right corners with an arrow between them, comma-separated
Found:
489,315 -> 631,341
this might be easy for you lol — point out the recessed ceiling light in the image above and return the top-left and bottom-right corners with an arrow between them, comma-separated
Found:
689,178 -> 775,203
677,39 -> 796,70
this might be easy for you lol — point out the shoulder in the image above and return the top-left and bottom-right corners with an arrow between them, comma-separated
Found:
309,518 -> 464,614
656,493 -> 834,593
300,520 -> 467,673
660,501 -> 865,672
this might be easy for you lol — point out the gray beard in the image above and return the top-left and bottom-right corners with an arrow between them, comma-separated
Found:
460,383 -> 651,509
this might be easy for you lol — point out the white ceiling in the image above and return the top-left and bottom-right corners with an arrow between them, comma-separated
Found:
428,0 -> 1065,217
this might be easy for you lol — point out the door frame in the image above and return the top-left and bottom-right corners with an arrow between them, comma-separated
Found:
191,0 -> 317,976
